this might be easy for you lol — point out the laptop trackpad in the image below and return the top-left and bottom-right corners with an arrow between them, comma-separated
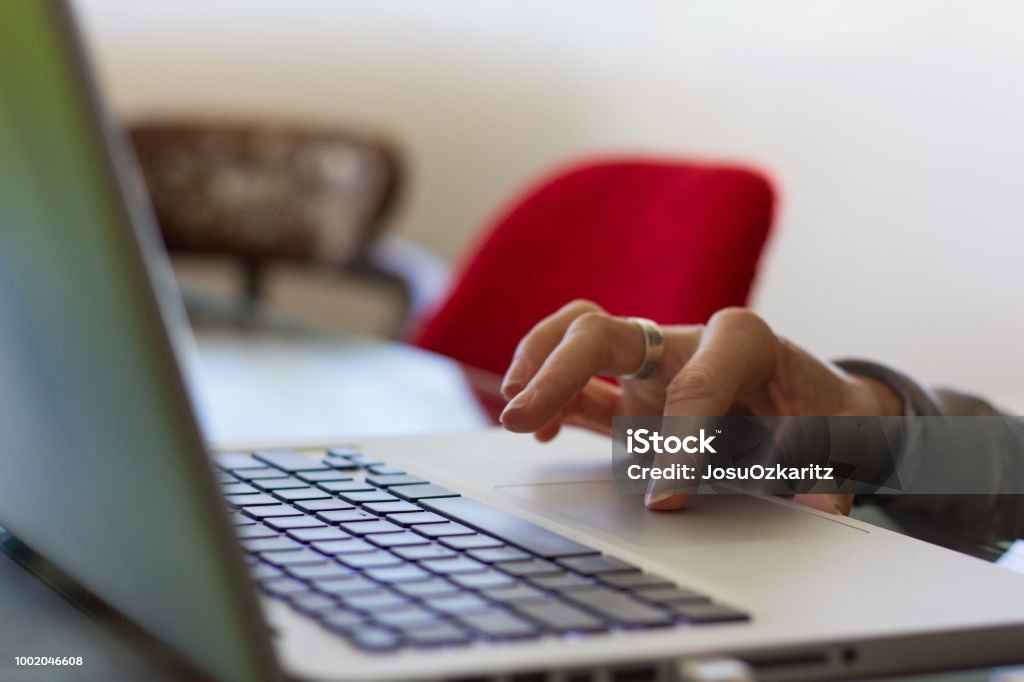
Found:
495,481 -> 866,549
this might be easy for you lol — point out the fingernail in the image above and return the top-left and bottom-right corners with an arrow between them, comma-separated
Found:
644,492 -> 673,507
499,388 -> 534,422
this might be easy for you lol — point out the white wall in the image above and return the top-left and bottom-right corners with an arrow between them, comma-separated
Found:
75,0 -> 1024,409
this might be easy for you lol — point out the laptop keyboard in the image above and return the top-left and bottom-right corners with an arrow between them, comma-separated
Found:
216,448 -> 750,652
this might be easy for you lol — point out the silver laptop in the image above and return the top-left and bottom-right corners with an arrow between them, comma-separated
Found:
2,3 -> 1023,681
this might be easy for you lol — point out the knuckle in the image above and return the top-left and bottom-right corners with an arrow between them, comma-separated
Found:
562,298 -> 603,316
566,311 -> 609,336
709,307 -> 772,338
666,367 -> 718,404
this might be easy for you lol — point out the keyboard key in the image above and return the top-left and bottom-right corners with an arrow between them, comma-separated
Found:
221,482 -> 259,496
364,564 -> 432,584
296,470 -> 353,484
313,576 -> 380,596
563,587 -> 672,627
367,531 -> 430,548
213,452 -> 261,470
316,509 -> 377,525
320,609 -> 368,633
422,497 -> 598,559
287,527 -> 351,543
483,584 -> 549,604
324,457 -> 360,472
260,577 -> 311,598
232,467 -> 284,481
372,606 -> 436,629
264,516 -> 328,531
289,593 -> 337,615
391,484 -> 460,501
286,562 -> 356,582
413,522 -> 476,538
340,590 -> 410,613
528,573 -> 595,592
235,524 -> 279,540
242,536 -> 305,553
439,535 -> 504,550
339,519 -> 404,536
274,487 -> 331,502
311,539 -> 376,556
362,501 -> 422,515
366,474 -> 429,488
347,454 -> 384,467
633,587 -> 711,605
555,555 -> 638,576
420,556 -> 488,575
216,471 -> 238,483
425,593 -> 492,615
338,491 -> 399,504
496,559 -> 562,578
253,450 -> 330,473
386,511 -> 448,527
466,547 -> 531,563
669,602 -> 749,624
318,480 -> 375,494
295,499 -> 355,514
367,465 -> 406,475
326,446 -> 361,459
242,505 -> 302,519
250,564 -> 283,581
457,609 -> 539,639
392,544 -> 458,561
512,600 -> 606,633
403,623 -> 472,647
392,578 -> 461,599
228,512 -> 255,525
448,570 -> 517,591
253,476 -> 310,491
598,572 -> 673,591
349,626 -> 402,651
227,494 -> 279,507
262,549 -> 329,567
337,551 -> 403,570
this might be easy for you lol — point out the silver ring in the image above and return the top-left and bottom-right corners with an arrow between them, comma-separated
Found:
621,317 -> 664,380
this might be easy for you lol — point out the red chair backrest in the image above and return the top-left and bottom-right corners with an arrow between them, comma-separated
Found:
413,158 -> 776,376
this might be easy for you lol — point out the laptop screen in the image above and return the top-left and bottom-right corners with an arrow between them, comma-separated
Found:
0,3 -> 275,679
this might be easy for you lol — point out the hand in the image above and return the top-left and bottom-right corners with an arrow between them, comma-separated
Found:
499,301 -> 903,514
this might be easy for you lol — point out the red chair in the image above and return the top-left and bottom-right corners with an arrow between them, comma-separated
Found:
412,157 -> 776,377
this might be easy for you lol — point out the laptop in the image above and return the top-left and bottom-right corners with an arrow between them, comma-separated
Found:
1,3 -> 1023,681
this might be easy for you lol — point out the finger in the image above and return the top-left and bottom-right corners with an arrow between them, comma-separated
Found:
559,379 -> 620,434
648,310 -> 774,512
664,308 -> 776,418
794,493 -> 854,515
645,490 -> 690,511
501,299 -> 603,399
533,418 -> 562,443
501,313 -> 646,432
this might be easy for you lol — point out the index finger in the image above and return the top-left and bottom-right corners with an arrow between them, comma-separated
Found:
501,299 -> 603,399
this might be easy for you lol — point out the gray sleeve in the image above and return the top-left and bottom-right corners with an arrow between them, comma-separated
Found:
835,359 -> 1024,541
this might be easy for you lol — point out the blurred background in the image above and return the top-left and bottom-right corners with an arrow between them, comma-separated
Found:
75,0 -> 1024,411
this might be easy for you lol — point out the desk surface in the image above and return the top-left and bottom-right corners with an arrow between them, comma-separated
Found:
185,329 -> 491,447
1,329 -> 1020,682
